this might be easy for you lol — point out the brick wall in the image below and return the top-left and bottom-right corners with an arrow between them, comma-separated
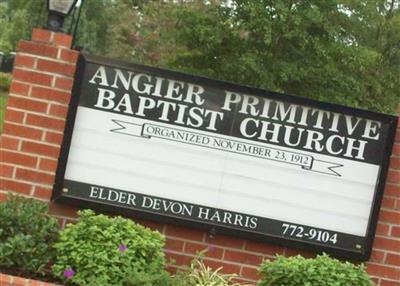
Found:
0,28 -> 399,286
366,116 -> 400,286
0,273 -> 60,286
0,28 -> 76,202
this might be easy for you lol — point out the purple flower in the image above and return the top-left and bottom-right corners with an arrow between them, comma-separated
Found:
118,244 -> 128,252
207,244 -> 216,252
63,268 -> 75,279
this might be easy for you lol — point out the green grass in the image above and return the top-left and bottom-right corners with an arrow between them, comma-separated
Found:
0,72 -> 11,134
0,92 -> 8,134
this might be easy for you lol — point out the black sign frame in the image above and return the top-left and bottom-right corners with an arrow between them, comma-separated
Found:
52,53 -> 398,261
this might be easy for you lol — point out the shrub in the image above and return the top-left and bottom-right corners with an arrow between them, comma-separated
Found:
0,195 -> 59,276
0,72 -> 11,91
172,252 -> 244,286
124,269 -> 171,286
52,209 -> 168,286
258,254 -> 376,286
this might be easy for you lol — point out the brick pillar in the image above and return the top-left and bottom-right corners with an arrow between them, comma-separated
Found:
0,28 -> 78,202
366,114 -> 400,286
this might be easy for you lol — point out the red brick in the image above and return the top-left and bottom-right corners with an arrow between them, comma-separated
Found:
395,129 -> 400,143
206,234 -> 244,248
390,157 -> 400,169
54,33 -> 73,48
30,281 -> 45,286
371,275 -> 384,284
244,241 -> 285,256
165,251 -> 193,266
393,143 -> 400,156
26,113 -> 65,131
39,158 -> 58,172
376,223 -> 390,236
0,135 -> 20,150
12,276 -> 28,285
224,249 -> 263,265
165,225 -> 205,241
21,141 -> 60,158
366,263 -> 400,281
183,241 -> 207,254
386,253 -> 400,266
37,59 -> 76,77
9,81 -> 30,96
392,226 -> 400,236
206,245 -> 225,259
184,241 -> 223,259
165,238 -> 184,252
373,237 -> 400,251
396,199 -> 400,210
18,40 -> 58,58
4,108 -> 24,123
14,54 -> 36,68
0,192 -> 7,202
0,150 -> 37,167
370,249 -> 385,263
381,279 -> 400,286
241,266 -> 260,281
33,186 -> 52,200
0,273 -> 12,283
31,85 -> 71,104
0,164 -> 14,177
2,122 -> 43,140
15,168 -> 55,185
7,96 -> 48,113
203,259 -> 241,275
48,202 -> 78,218
387,170 -> 400,184
0,178 -> 32,194
385,184 -> 400,197
32,28 -> 53,43
13,69 -> 53,86
381,197 -> 396,209
49,104 -> 68,118
60,48 -> 79,63
378,209 -> 400,224
55,77 -> 74,90
166,265 -> 178,275
44,131 -> 64,145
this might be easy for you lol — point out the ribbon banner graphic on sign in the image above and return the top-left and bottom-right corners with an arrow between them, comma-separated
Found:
110,120 -> 343,176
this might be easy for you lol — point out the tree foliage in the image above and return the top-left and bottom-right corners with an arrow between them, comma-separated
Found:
0,0 -> 398,113
119,0 -> 399,113
0,0 -> 46,52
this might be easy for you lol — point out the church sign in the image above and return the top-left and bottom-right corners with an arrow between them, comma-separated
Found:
53,53 -> 398,261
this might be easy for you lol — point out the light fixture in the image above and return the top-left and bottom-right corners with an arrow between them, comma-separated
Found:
46,0 -> 79,32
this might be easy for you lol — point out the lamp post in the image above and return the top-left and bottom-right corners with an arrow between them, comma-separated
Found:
46,0 -> 79,32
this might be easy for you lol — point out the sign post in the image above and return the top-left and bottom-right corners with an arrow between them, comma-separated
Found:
53,53 -> 398,261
